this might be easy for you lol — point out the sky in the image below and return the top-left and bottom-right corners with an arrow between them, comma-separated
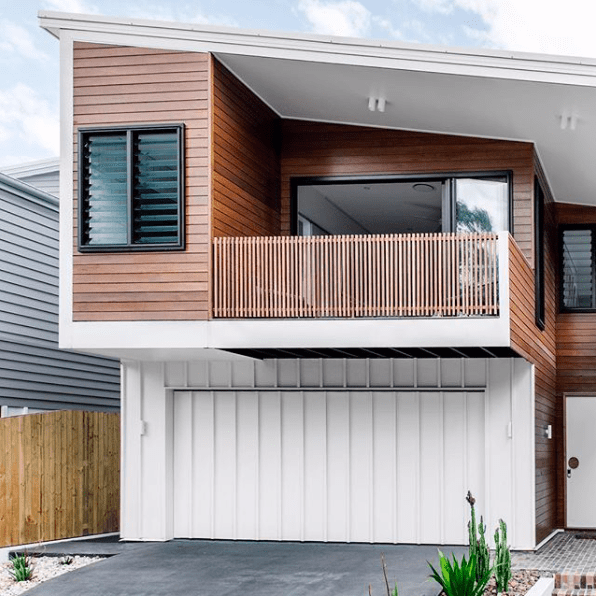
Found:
2,0 -> 596,167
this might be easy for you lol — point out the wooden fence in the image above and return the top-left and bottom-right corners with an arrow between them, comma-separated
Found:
213,232 -> 500,319
0,411 -> 120,547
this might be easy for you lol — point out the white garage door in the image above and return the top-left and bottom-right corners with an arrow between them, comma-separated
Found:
173,390 -> 485,544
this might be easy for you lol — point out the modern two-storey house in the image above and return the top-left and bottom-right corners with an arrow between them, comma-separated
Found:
39,11 -> 596,550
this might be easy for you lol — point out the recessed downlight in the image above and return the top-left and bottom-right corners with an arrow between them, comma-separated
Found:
413,183 -> 435,193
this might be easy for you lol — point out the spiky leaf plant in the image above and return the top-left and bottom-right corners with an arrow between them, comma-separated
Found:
429,550 -> 492,596
9,553 -> 33,582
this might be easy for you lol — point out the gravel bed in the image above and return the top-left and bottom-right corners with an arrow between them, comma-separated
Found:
485,569 -> 543,596
0,555 -> 104,596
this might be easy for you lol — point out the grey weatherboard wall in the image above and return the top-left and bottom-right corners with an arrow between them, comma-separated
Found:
0,172 -> 120,412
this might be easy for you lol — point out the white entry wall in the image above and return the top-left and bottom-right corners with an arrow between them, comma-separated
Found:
120,357 -> 536,549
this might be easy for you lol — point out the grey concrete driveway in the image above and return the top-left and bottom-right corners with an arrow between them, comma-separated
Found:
24,539 -> 466,596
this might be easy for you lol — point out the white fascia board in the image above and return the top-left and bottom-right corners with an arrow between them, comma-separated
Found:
0,157 -> 60,178
0,173 -> 58,210
62,316 -> 510,359
38,11 -> 596,88
59,32 -> 74,345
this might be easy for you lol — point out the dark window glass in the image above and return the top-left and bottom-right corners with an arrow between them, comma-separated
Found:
82,133 -> 128,246
132,131 -> 180,244
562,228 -> 594,309
79,126 -> 183,251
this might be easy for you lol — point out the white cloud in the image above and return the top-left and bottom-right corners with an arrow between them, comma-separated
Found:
413,0 -> 596,57
373,16 -> 402,39
297,0 -> 371,37
0,21 -> 49,61
0,84 -> 59,157
127,5 -> 238,27
416,0 -> 453,14
43,0 -> 98,13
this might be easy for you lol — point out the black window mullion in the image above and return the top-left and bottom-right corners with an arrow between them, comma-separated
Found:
127,130 -> 134,247
561,225 -> 596,312
78,123 -> 184,252
592,229 -> 596,310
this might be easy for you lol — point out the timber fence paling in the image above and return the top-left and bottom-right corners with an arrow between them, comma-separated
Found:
212,232 -> 500,319
0,410 -> 120,548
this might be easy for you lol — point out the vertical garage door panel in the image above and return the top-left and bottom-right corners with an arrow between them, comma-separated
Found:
326,392 -> 350,542
349,392 -> 373,542
303,392 -> 327,541
372,392 -> 397,543
281,392 -> 304,541
173,392 -> 193,538
214,392 -> 236,538
191,392 -> 215,538
173,389 -> 485,544
443,392 -> 467,544
396,392 -> 419,543
419,392 -> 443,543
467,392 -> 486,519
236,392 -> 259,540
258,392 -> 282,540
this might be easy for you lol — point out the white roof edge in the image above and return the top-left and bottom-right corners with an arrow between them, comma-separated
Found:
0,157 -> 60,178
38,10 -> 596,86
0,172 -> 59,209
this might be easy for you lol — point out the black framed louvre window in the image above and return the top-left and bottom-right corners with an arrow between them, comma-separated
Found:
79,125 -> 184,251
561,227 -> 595,311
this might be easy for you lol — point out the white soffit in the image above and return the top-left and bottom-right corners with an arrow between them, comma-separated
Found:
218,53 -> 596,204
39,11 -> 596,205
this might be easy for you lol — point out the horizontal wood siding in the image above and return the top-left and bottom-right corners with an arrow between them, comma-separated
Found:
280,121 -> 535,261
0,182 -> 120,411
555,202 -> 596,528
211,58 -> 281,238
509,155 -> 558,543
72,43 -> 210,321
555,201 -> 596,395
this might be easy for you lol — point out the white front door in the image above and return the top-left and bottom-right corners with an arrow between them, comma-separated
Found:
566,396 -> 596,527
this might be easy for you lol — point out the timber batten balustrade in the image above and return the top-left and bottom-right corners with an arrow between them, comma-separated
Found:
213,233 -> 499,319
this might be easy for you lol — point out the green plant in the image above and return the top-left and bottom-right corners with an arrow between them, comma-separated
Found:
60,556 -> 74,565
494,519 -> 512,593
466,491 -> 490,583
9,553 -> 33,582
428,550 -> 492,596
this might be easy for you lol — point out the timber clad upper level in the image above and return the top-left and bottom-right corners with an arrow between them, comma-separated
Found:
72,41 -> 536,325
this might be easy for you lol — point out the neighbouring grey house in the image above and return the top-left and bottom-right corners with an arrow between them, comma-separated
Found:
0,160 -> 120,417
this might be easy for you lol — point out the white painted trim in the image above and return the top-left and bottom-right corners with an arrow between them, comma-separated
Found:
59,32 -> 74,348
533,527 -> 563,551
498,234 -> 511,342
62,316 -> 509,357
0,157 -> 60,178
38,11 -> 596,87
524,577 -> 554,596
0,532 -> 119,562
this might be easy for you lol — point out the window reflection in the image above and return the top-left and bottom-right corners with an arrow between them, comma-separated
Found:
455,178 -> 508,233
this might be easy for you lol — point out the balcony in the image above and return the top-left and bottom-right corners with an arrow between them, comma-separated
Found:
213,233 -> 500,320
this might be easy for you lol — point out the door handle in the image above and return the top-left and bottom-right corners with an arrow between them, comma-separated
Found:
568,468 -> 572,478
